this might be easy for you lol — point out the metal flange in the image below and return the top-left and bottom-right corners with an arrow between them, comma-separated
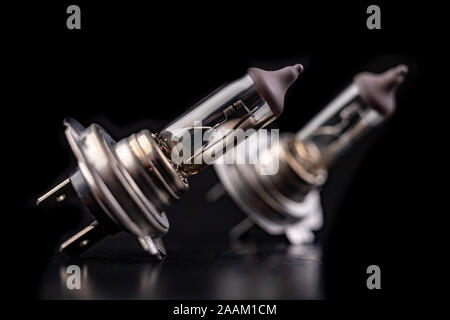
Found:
214,134 -> 325,245
37,118 -> 188,258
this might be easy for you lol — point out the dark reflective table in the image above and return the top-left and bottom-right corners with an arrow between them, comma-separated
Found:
39,232 -> 324,300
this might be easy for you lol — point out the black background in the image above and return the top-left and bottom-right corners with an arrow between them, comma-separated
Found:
5,0 -> 444,304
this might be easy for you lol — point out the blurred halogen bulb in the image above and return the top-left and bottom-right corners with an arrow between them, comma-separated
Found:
36,64 -> 303,258
212,65 -> 408,245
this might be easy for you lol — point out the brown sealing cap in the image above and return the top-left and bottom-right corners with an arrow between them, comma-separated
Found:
247,64 -> 303,116
354,64 -> 408,117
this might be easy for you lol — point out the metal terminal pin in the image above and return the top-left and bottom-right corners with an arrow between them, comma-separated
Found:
36,178 -> 77,207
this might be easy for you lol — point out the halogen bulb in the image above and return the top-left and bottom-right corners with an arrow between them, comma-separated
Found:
213,64 -> 408,246
36,63 -> 303,258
